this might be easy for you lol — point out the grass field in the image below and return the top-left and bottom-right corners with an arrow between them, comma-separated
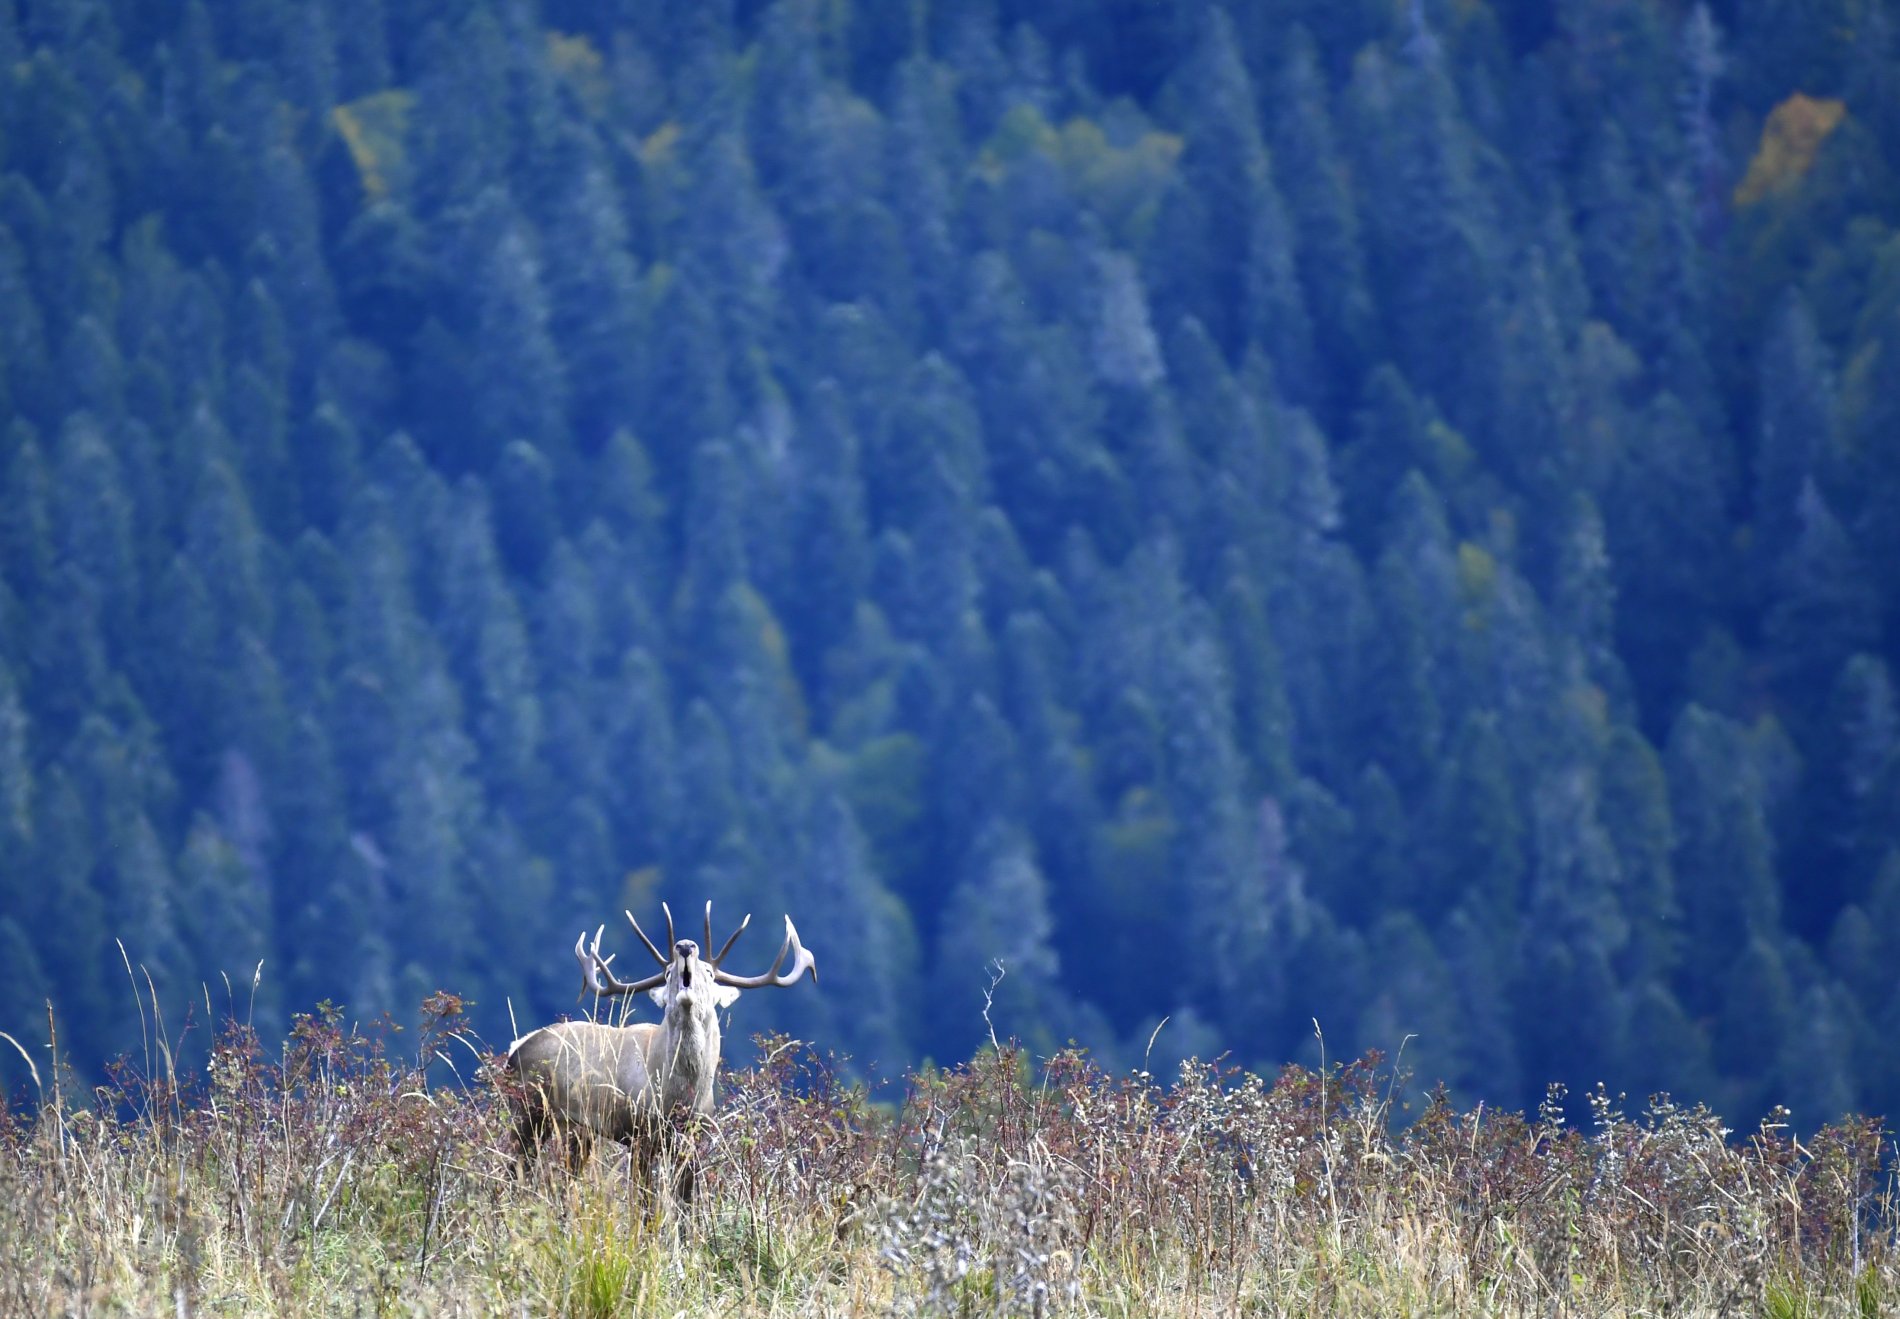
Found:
0,998 -> 1893,1316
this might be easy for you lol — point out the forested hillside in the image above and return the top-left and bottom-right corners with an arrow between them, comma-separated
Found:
2,0 -> 1899,1125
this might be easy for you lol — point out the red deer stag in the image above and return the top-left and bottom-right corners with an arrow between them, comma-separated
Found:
504,901 -> 816,1197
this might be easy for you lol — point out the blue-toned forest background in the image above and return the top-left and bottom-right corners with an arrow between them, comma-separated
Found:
1,0 -> 1898,1128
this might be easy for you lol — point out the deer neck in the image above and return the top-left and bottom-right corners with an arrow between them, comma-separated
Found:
652,997 -> 720,1113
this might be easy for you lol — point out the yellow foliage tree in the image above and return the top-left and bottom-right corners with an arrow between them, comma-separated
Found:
1734,93 -> 1847,208
332,90 -> 415,203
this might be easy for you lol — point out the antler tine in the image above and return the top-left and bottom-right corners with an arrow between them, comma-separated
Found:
712,912 -> 751,967
576,925 -> 667,998
704,900 -> 714,958
624,909 -> 668,966
663,901 -> 677,951
573,927 -> 602,999
711,915 -> 818,989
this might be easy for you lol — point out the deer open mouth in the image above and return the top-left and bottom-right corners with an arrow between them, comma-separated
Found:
681,965 -> 693,988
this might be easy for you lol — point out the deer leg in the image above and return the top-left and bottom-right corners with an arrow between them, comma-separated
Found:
637,1121 -> 695,1206
508,1093 -> 545,1176
511,1124 -> 541,1176
673,1113 -> 707,1206
635,1129 -> 678,1209
563,1125 -> 594,1172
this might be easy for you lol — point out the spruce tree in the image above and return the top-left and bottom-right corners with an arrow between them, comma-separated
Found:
930,822 -> 1064,1059
1667,706 -> 1780,1012
1268,26 -> 1375,414
1761,483 -> 1879,735
1753,290 -> 1839,578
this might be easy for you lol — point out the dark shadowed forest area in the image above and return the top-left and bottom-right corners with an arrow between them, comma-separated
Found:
2,0 -> 1900,1130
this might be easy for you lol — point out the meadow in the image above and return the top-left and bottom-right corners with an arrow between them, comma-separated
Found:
0,998 -> 1892,1317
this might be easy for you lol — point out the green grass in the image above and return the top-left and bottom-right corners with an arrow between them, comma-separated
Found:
0,1012 -> 1893,1316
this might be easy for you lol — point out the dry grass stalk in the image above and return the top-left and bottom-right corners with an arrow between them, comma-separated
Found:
0,1005 -> 1893,1317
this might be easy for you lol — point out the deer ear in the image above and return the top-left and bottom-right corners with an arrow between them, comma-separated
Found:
712,982 -> 742,1009
646,983 -> 673,1009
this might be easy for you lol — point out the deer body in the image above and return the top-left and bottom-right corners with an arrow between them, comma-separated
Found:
507,981 -> 724,1146
503,906 -> 814,1191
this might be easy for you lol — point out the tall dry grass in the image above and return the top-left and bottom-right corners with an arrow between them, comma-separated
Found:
0,997 -> 1893,1316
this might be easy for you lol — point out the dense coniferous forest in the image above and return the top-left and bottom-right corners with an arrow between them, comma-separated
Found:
1,0 -> 1899,1128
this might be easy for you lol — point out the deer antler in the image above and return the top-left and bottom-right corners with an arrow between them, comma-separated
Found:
712,915 -> 818,989
710,906 -> 750,967
574,925 -> 668,998
624,907 -> 670,966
